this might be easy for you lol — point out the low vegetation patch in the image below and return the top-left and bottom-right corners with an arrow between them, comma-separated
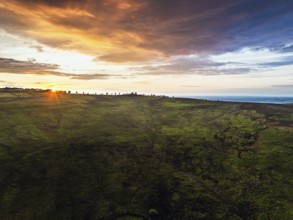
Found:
0,90 -> 292,219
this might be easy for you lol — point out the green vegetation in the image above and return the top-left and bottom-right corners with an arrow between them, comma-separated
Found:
0,89 -> 292,219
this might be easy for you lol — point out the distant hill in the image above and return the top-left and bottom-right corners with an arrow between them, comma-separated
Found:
0,90 -> 292,219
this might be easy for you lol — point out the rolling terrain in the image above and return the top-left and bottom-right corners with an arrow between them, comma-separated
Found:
0,89 -> 292,220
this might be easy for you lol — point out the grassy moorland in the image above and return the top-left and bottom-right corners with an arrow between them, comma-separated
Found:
0,89 -> 292,220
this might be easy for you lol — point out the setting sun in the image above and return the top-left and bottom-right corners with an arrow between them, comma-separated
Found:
51,87 -> 57,92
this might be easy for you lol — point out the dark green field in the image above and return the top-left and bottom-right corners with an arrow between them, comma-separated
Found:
0,90 -> 292,220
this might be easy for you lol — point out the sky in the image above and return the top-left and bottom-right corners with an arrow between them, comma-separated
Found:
0,0 -> 293,96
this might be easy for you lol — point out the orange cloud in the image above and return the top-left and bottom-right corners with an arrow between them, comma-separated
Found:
1,0 -> 292,65
0,0 -> 158,63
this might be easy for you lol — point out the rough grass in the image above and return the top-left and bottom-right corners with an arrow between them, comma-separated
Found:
0,90 -> 292,220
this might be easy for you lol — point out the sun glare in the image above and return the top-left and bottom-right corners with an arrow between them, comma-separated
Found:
51,87 -> 57,92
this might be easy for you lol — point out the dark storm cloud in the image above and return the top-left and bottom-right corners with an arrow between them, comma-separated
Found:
1,0 -> 293,55
14,0 -> 89,8
0,58 -> 113,80
113,0 -> 293,55
1,0 -> 293,64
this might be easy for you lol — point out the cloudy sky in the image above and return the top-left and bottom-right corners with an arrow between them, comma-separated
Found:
0,0 -> 293,96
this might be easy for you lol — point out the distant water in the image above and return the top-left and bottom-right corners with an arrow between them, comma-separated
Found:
184,96 -> 293,104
